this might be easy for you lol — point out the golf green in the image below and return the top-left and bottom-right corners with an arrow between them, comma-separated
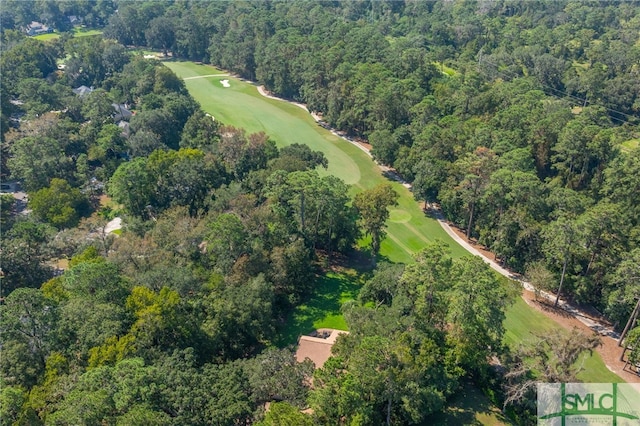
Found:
164,60 -> 466,262
164,60 -> 622,383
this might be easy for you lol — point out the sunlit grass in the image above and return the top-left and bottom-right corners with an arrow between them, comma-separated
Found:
33,27 -> 102,41
275,269 -> 363,346
165,60 -> 623,384
503,297 -> 622,383
33,32 -> 59,41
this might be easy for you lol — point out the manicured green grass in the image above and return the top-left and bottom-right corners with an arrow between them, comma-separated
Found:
275,270 -> 362,346
33,27 -> 102,41
577,352 -> 625,383
164,61 -> 467,262
503,297 -> 622,383
165,60 -> 623,384
433,61 -> 458,76
33,32 -> 59,41
72,28 -> 103,37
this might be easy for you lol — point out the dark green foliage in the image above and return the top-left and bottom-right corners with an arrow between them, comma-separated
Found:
29,178 -> 90,229
1,219 -> 54,295
4,1 -> 640,423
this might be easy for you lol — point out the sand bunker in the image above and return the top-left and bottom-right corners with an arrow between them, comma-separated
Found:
221,79 -> 230,87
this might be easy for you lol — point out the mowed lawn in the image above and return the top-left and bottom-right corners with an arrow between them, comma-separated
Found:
33,27 -> 102,41
164,61 -> 465,264
164,61 -> 622,384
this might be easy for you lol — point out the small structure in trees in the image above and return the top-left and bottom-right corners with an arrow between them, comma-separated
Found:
296,329 -> 348,368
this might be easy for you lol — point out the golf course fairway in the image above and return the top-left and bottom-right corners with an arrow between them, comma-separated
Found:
163,60 -> 621,383
164,60 -> 467,263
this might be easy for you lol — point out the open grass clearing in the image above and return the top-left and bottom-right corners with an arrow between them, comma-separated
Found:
275,269 -> 362,347
433,61 -> 458,76
165,60 -> 622,384
33,27 -> 102,41
33,32 -> 60,41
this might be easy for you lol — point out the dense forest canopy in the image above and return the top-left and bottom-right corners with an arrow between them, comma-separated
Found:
2,0 -> 640,424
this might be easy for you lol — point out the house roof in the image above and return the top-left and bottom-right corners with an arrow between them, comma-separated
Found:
295,329 -> 348,368
112,104 -> 133,121
72,85 -> 94,96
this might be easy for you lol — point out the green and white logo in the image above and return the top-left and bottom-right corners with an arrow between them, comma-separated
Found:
537,383 -> 640,425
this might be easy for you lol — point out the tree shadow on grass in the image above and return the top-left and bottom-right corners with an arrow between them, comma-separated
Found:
275,271 -> 362,348
427,383 -> 512,425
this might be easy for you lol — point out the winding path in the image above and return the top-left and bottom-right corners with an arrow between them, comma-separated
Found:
254,85 -> 622,339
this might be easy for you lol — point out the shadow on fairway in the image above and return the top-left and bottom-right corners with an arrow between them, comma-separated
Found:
427,382 -> 512,425
275,272 -> 362,347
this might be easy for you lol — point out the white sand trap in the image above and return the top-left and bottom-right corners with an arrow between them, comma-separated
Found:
143,54 -> 156,59
221,79 -> 230,87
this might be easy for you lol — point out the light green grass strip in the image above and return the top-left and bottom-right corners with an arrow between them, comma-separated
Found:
164,61 -> 467,262
165,61 -> 623,383
33,27 -> 102,41
504,297 -> 623,383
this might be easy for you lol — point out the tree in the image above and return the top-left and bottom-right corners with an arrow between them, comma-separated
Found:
542,216 -> 582,307
311,329 -> 450,425
1,219 -> 54,295
125,286 -> 201,357
108,157 -> 153,218
29,178 -> 90,229
179,110 -> 220,151
257,402 -> 314,426
218,127 -> 278,180
412,155 -> 447,207
445,256 -> 517,377
606,248 -> 640,331
245,347 -> 314,408
399,242 -> 453,327
0,386 -> 26,426
265,170 -> 356,252
504,328 -> 601,412
625,326 -> 640,367
146,16 -> 175,57
274,143 -> 328,171
8,136 -> 74,192
358,262 -> 404,308
353,184 -> 399,258
445,146 -> 498,239
202,275 -> 274,360
0,288 -> 58,387
58,299 -> 127,358
1,194 -> 16,230
206,213 -> 249,274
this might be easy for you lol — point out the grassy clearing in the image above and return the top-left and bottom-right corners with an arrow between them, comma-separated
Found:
433,61 -> 458,76
275,269 -> 363,346
165,60 -> 622,384
33,32 -> 59,41
33,27 -> 102,41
